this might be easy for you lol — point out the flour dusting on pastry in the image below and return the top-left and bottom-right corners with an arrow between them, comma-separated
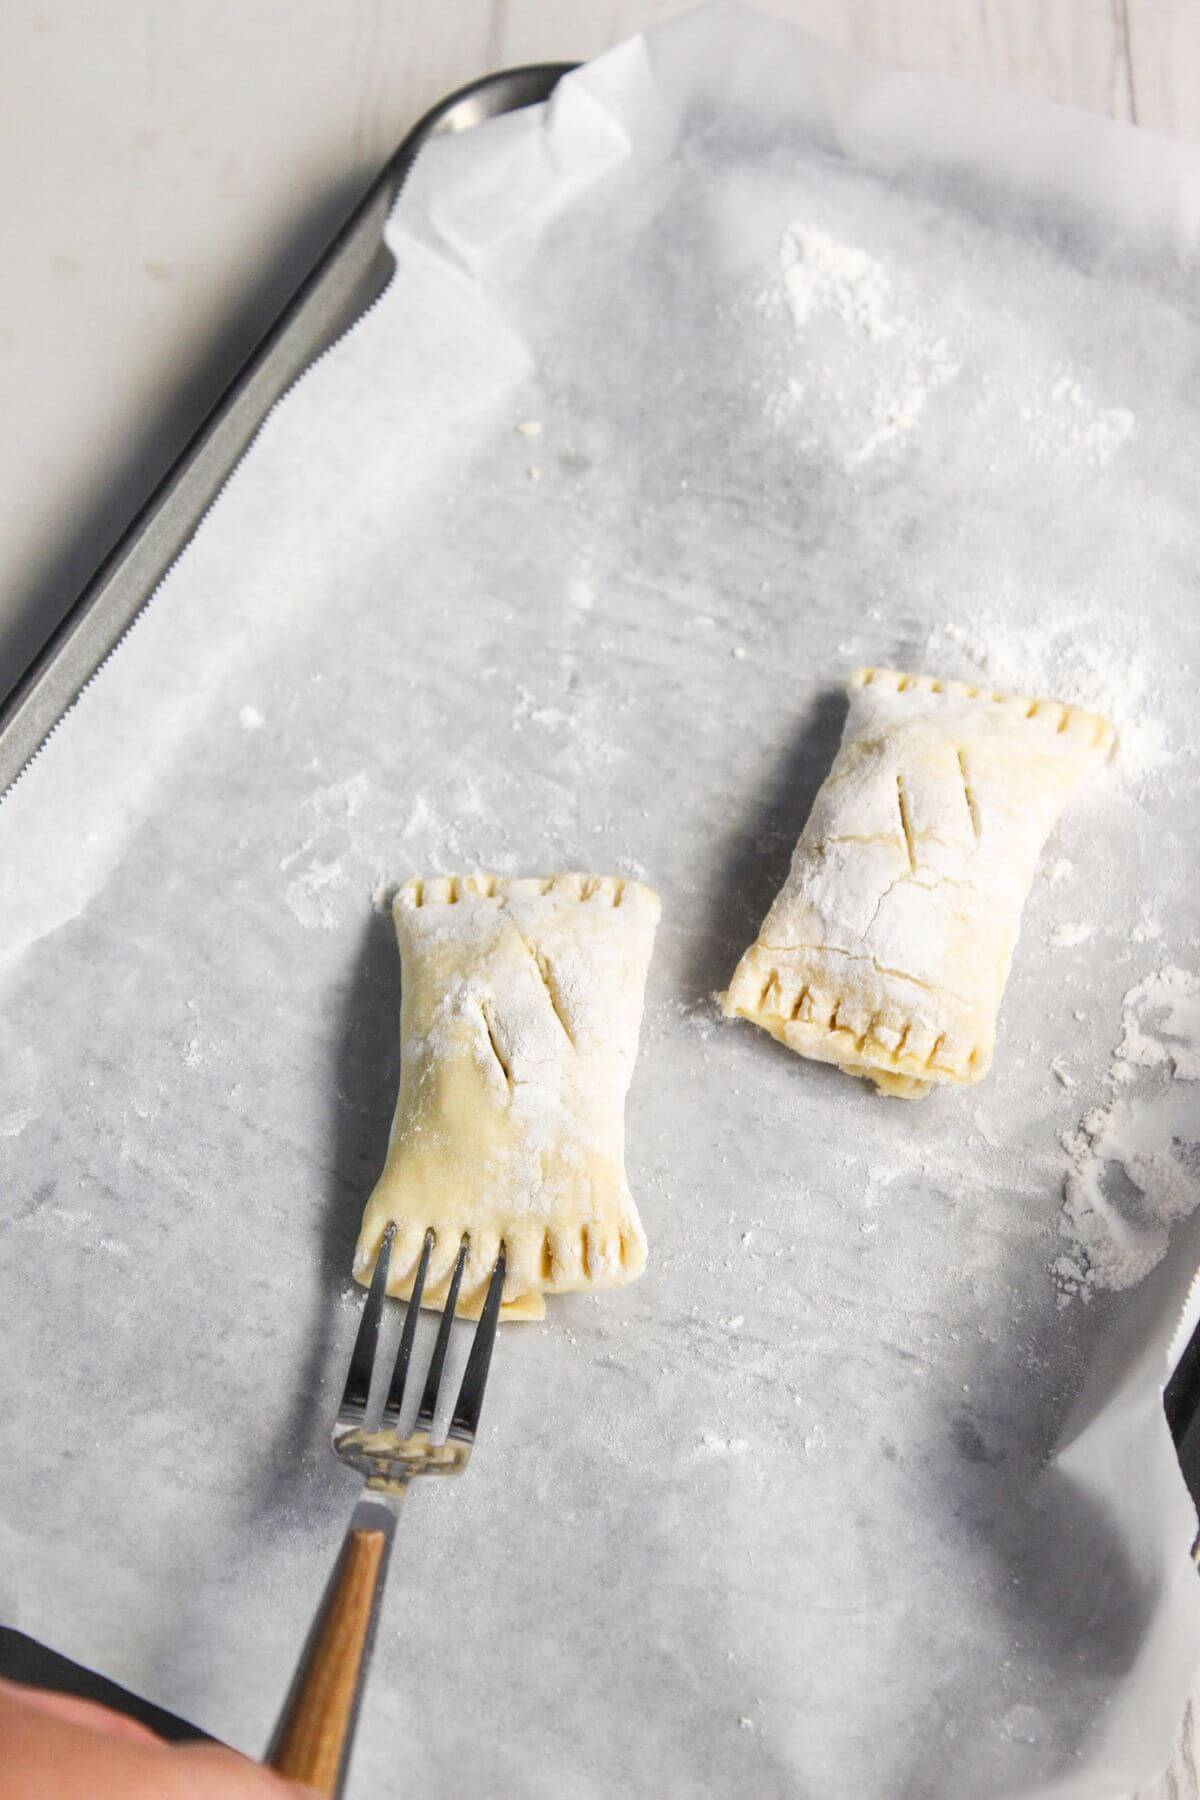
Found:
355,873 -> 660,1319
721,668 -> 1114,1097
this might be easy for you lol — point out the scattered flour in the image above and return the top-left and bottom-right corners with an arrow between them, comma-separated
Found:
766,228 -> 1135,482
402,794 -> 434,840
1115,968 -> 1200,1083
1044,859 -> 1074,886
285,858 -> 348,931
768,223 -> 960,468
1058,966 -> 1200,1298
278,771 -> 376,931
512,688 -> 570,733
1019,374 -> 1134,467
1132,907 -> 1163,944
679,1000 -> 717,1042
238,704 -> 265,731
700,1433 -> 750,1456
508,670 -> 623,772
779,227 -> 895,341
0,1106 -> 40,1139
922,611 -> 1170,788
1048,923 -> 1095,949
311,772 -> 368,825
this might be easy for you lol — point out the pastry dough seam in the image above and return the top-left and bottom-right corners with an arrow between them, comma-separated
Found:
759,1006 -> 972,1079
402,873 -> 630,910
745,968 -> 980,1078
853,666 -> 1116,753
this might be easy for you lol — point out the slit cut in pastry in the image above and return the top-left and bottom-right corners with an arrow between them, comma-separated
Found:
354,873 -> 661,1320
721,668 -> 1115,1099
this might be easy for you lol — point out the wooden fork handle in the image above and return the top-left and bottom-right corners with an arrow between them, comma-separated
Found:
266,1494 -> 399,1797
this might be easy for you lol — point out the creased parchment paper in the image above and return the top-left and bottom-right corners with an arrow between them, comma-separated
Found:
3,6 -> 1200,1795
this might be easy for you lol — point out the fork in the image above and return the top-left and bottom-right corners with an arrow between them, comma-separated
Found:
265,1221 -> 506,1797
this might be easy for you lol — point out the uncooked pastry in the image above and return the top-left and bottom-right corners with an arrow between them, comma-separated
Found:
355,873 -> 661,1320
721,668 -> 1115,1098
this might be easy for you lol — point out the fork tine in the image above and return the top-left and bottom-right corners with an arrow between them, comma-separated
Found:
338,1222 -> 395,1429
379,1229 -> 434,1429
447,1244 -> 507,1446
414,1235 -> 470,1436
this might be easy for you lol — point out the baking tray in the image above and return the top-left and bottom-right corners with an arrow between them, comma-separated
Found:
0,61 -> 575,798
0,58 -> 573,1721
1,50 -> 1197,1727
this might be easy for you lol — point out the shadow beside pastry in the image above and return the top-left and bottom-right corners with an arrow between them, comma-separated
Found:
683,682 -> 847,1012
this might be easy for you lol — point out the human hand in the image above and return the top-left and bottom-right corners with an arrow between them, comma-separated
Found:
0,1676 -> 317,1799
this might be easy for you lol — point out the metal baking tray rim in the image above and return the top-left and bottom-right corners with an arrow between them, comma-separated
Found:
0,62 -> 574,801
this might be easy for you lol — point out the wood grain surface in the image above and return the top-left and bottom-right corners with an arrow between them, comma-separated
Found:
0,3 -> 1196,1793
267,1527 -> 388,1796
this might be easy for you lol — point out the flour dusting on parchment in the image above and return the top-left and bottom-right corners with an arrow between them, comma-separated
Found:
1019,374 -> 1134,466
766,224 -> 959,467
767,222 -> 1135,476
923,609 -> 1171,788
1057,966 -> 1200,1300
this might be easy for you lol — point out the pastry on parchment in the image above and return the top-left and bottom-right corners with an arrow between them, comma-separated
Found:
721,667 -> 1114,1098
355,873 -> 660,1319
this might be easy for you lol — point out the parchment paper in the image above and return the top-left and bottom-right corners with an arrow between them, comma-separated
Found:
3,6 -> 1200,1794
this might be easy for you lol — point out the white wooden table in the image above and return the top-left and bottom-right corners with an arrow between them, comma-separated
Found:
1,2 -> 1197,1792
